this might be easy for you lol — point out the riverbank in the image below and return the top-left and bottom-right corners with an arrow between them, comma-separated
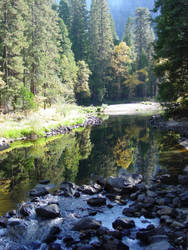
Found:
0,168 -> 187,249
104,102 -> 162,116
0,104 -> 103,150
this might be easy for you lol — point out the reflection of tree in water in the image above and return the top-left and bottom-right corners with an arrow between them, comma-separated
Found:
113,119 -> 159,183
113,137 -> 134,169
0,128 -> 93,194
156,131 -> 188,177
76,128 -> 93,160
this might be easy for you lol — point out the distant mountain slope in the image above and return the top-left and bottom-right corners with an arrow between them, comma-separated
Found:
87,0 -> 155,39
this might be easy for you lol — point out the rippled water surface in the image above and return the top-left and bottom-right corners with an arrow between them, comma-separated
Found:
0,115 -> 188,215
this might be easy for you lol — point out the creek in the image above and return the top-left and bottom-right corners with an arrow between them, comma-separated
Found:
0,114 -> 187,216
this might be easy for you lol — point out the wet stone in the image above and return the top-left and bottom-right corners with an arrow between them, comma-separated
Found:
72,217 -> 101,231
0,217 -> 8,228
87,197 -> 106,207
19,204 -> 31,217
36,204 -> 60,219
112,217 -> 135,230
29,186 -> 49,197
60,181 -> 76,197
80,185 -> 98,195
180,191 -> 188,206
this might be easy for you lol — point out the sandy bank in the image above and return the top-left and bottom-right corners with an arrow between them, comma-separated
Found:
104,102 -> 162,115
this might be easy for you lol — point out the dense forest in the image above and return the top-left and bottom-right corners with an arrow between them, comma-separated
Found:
86,0 -> 155,39
0,0 -> 187,112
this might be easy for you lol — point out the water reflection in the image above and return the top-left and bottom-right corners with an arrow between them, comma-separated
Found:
0,115 -> 188,215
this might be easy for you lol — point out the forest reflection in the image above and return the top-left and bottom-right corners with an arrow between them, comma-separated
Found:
0,115 -> 188,215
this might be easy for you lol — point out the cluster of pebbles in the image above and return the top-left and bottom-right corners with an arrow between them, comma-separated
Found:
0,168 -> 187,250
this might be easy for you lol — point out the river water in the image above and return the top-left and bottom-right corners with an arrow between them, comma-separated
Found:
0,115 -> 188,216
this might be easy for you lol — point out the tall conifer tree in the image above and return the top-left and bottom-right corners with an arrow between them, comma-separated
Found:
70,0 -> 88,61
0,0 -> 28,110
26,0 -> 60,104
89,0 -> 114,102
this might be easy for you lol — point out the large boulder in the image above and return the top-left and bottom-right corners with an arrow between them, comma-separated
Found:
80,185 -> 98,195
105,170 -> 143,194
60,182 -> 76,197
36,204 -> 60,219
112,217 -> 135,230
72,217 -> 101,231
29,186 -> 49,197
87,197 -> 106,207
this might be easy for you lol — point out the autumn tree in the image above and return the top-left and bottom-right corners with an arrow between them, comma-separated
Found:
106,42 -> 132,100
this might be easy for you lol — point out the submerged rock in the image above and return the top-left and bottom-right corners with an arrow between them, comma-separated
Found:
36,204 -> 60,219
72,217 -> 101,231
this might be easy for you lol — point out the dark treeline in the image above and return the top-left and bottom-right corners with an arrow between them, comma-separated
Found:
0,0 -> 187,111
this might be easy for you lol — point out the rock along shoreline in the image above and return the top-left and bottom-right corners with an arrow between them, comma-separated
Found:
0,116 -> 102,152
0,168 -> 187,249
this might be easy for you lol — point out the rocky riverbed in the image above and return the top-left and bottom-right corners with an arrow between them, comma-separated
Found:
0,116 -> 102,151
0,168 -> 187,250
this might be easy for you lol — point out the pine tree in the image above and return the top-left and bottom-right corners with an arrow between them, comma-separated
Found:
58,16 -> 78,103
134,8 -> 155,97
26,0 -> 60,107
154,0 -> 188,102
134,8 -> 154,70
123,17 -> 134,47
89,0 -> 114,102
0,0 -> 28,111
58,0 -> 72,32
70,0 -> 88,61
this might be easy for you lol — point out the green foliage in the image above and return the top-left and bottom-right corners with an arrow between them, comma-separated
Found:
89,0 -> 114,102
154,0 -> 188,102
19,87 -> 36,110
75,61 -> 91,105
70,0 -> 89,61
106,42 -> 132,100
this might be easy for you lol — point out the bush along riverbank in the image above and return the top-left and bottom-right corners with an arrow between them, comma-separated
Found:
0,104 -> 104,151
0,168 -> 187,249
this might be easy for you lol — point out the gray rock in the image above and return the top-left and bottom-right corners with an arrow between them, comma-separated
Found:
112,217 -> 135,230
80,185 -> 98,195
87,197 -> 106,207
19,204 -> 31,217
72,217 -> 101,231
60,182 -> 76,196
180,191 -> 188,206
178,175 -> 188,185
105,174 -> 140,194
36,204 -> 60,219
145,235 -> 174,250
30,186 -> 49,197
157,206 -> 173,216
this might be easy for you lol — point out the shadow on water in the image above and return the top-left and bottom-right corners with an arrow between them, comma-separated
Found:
0,115 -> 188,215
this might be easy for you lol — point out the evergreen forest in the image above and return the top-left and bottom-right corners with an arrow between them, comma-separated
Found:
0,0 -> 187,111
